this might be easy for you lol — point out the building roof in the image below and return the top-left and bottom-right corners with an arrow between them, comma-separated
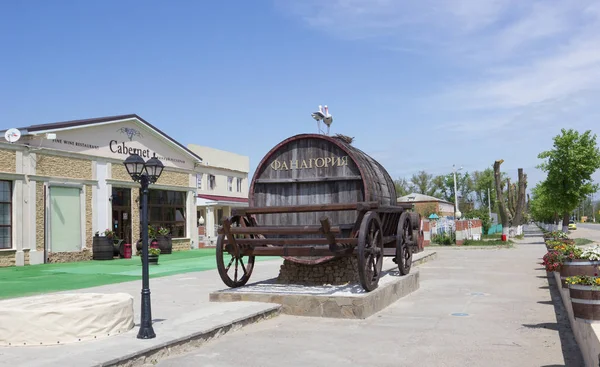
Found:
397,193 -> 453,205
2,114 -> 203,163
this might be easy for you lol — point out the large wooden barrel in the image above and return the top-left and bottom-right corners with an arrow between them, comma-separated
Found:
249,134 -> 397,264
92,236 -> 114,260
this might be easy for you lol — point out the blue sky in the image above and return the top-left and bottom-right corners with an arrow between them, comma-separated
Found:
1,0 -> 599,192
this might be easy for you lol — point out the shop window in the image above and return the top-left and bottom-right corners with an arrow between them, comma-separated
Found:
147,189 -> 187,238
49,186 -> 82,252
227,177 -> 233,192
0,181 -> 11,249
236,178 -> 243,192
208,174 -> 216,190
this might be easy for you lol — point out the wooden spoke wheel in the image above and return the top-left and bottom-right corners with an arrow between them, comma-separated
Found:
357,211 -> 384,292
396,212 -> 414,275
216,216 -> 256,288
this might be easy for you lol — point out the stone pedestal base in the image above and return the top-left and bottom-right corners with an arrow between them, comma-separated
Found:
277,257 -> 359,285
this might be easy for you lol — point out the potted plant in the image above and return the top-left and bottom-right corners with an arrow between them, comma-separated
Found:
543,244 -> 600,288
156,226 -> 172,254
136,225 -> 159,252
138,246 -> 161,265
92,229 -> 115,260
564,275 -> 600,322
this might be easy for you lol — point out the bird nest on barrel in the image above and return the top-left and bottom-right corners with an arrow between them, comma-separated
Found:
334,134 -> 354,144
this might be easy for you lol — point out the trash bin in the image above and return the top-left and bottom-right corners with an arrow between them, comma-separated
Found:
123,243 -> 132,259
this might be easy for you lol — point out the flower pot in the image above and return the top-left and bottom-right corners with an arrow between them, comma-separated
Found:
156,235 -> 172,254
140,254 -> 159,265
560,260 -> 600,288
569,284 -> 600,322
92,236 -> 114,260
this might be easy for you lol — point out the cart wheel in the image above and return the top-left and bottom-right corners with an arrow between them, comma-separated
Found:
396,212 -> 413,275
216,216 -> 255,288
409,212 -> 420,230
357,211 -> 384,292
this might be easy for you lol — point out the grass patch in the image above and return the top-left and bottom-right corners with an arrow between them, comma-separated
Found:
574,238 -> 595,246
462,239 -> 514,246
0,249 -> 278,300
483,233 -> 502,239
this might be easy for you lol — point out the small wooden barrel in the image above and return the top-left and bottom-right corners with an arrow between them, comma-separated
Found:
560,260 -> 600,288
569,284 -> 600,322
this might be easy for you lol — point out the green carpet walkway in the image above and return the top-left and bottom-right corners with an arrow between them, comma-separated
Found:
0,249 -> 277,300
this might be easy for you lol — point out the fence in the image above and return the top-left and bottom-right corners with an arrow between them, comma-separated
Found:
487,224 -> 503,235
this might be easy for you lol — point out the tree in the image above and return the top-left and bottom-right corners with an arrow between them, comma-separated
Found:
537,129 -> 600,231
431,172 -> 474,212
409,170 -> 438,197
493,160 -> 510,239
472,168 -> 496,212
394,177 -> 411,198
529,182 -> 558,224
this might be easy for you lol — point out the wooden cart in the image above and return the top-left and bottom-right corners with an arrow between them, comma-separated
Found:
214,133 -> 424,292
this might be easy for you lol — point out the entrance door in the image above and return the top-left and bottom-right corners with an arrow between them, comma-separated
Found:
111,188 -> 131,244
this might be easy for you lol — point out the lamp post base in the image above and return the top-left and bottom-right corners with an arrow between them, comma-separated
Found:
137,325 -> 156,339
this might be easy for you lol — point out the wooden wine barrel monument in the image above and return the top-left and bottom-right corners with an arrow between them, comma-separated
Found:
216,133 -> 424,292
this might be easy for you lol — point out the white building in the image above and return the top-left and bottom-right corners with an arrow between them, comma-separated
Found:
187,144 -> 249,246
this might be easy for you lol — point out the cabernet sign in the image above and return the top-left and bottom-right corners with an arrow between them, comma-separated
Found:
37,121 -> 193,169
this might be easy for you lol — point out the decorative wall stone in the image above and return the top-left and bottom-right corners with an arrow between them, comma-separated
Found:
0,149 -> 16,173
172,238 -> 190,252
131,188 -> 140,252
85,185 -> 92,249
156,170 -> 190,187
111,164 -> 131,182
36,182 -> 44,252
277,257 -> 360,285
36,155 -> 92,179
47,250 -> 92,263
0,251 -> 15,267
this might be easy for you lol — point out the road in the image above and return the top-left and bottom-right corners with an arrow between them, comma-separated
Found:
567,222 -> 600,243
154,226 -> 583,367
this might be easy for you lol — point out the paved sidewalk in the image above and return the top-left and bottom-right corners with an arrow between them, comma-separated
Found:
0,251 -> 432,367
154,226 -> 584,367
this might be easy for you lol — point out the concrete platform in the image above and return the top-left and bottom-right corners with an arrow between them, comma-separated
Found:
209,251 -> 437,319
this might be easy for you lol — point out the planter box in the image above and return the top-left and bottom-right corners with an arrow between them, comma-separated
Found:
560,260 -> 600,288
155,235 -> 172,254
569,284 -> 600,323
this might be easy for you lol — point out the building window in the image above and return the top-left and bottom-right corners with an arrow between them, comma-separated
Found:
208,174 -> 216,190
227,177 -> 233,192
236,177 -> 243,193
0,181 -> 11,249
147,189 -> 187,238
196,173 -> 203,190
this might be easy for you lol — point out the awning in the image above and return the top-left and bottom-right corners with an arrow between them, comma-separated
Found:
196,194 -> 249,207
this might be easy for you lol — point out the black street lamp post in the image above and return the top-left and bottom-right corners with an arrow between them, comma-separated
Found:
124,153 -> 164,339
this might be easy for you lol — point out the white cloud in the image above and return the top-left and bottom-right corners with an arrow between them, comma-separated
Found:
279,0 -> 600,183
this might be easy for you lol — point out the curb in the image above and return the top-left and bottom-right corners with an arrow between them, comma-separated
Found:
413,251 -> 437,265
98,305 -> 281,367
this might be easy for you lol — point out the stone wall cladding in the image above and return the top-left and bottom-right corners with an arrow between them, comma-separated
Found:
85,185 -> 92,249
0,149 -> 16,173
111,164 -> 131,182
131,188 -> 140,251
277,257 -> 360,285
36,182 -> 44,251
156,170 -> 190,187
0,251 -> 15,267
172,238 -> 190,252
36,155 -> 92,179
48,250 -> 92,263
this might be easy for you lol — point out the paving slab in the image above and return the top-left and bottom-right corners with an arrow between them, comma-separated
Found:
152,226 -> 584,367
